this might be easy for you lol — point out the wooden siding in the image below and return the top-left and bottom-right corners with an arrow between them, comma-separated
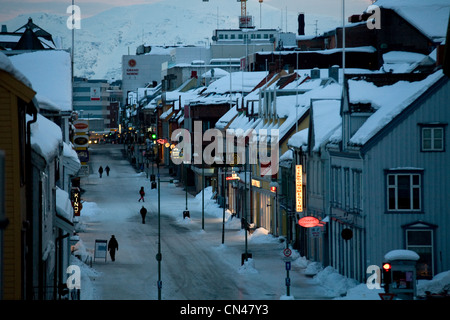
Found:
363,78 -> 450,275
0,70 -> 35,299
0,86 -> 23,299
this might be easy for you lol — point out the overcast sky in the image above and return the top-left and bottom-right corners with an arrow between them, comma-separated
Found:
0,0 -> 373,22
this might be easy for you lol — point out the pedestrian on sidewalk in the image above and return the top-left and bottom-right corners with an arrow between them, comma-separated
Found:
138,186 -> 145,202
108,235 -> 119,261
98,166 -> 103,178
140,206 -> 147,224
105,165 -> 110,176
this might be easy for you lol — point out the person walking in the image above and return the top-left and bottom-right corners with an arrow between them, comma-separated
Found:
107,235 -> 119,261
98,166 -> 103,178
105,165 -> 110,176
140,206 -> 147,224
138,186 -> 145,202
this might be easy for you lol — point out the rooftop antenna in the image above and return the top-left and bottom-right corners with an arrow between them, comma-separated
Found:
342,0 -> 346,79
259,0 -> 263,29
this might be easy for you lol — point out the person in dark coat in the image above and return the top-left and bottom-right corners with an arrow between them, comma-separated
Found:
108,235 -> 119,261
98,166 -> 103,178
105,165 -> 110,176
140,206 -> 147,224
138,186 -> 145,202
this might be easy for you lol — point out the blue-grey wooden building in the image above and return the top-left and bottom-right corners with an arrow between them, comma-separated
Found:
326,70 -> 449,282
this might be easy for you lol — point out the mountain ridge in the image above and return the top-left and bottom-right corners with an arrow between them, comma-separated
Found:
2,0 -> 341,80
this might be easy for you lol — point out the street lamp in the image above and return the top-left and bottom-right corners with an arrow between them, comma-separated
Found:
269,180 -> 279,235
156,171 -> 174,300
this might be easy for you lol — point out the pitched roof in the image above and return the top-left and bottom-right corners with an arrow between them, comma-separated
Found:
347,70 -> 445,146
373,0 -> 450,41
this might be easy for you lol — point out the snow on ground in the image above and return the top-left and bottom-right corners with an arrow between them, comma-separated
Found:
71,145 -> 450,300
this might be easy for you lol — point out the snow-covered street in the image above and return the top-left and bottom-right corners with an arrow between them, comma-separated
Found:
72,144 -> 450,302
73,144 -> 344,300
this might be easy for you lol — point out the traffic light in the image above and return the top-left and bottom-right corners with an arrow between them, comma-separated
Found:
151,181 -> 157,189
150,132 -> 157,140
382,262 -> 392,292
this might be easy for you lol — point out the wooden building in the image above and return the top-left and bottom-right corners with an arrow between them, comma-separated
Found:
0,54 -> 38,299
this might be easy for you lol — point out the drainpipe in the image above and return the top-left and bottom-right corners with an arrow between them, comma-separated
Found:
25,99 -> 38,299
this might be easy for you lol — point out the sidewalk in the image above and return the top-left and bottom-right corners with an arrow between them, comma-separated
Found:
74,144 -> 336,300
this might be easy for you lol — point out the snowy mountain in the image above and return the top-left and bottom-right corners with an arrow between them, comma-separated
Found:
1,0 -> 341,80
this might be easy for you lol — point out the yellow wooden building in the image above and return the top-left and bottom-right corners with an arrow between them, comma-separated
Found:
0,62 -> 38,299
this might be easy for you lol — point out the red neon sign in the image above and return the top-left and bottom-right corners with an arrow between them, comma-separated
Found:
298,216 -> 320,228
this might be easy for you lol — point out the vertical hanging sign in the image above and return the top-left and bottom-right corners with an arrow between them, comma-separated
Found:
295,165 -> 303,212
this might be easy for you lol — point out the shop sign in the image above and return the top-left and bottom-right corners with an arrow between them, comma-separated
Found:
295,165 -> 303,212
298,216 -> 320,228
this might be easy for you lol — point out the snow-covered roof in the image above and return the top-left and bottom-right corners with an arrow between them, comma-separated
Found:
310,99 -> 342,152
384,249 -> 420,262
219,71 -> 343,143
204,71 -> 269,94
9,50 -> 72,112
56,187 -> 73,222
372,0 -> 450,41
287,128 -> 309,150
28,113 -> 63,162
382,51 -> 436,73
348,70 -> 445,146
0,51 -> 32,88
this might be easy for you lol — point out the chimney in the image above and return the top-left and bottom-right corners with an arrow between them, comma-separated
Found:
298,13 -> 305,36
311,67 -> 320,79
1,25 -> 7,33
328,65 -> 339,82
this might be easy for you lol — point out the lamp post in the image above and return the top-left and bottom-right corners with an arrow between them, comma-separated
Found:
156,171 -> 174,300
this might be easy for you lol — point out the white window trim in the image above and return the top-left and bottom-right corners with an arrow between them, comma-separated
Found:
387,171 -> 422,212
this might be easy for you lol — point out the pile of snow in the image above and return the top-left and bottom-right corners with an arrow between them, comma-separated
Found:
238,258 -> 258,275
249,227 -> 279,244
417,271 -> 450,297
70,236 -> 101,300
313,266 -> 359,297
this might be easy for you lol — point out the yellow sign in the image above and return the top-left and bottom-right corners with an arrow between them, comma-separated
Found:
296,165 -> 303,212
251,179 -> 261,188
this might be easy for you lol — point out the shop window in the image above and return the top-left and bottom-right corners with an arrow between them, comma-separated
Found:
406,229 -> 433,279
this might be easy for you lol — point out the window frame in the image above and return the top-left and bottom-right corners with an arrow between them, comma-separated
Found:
419,123 -> 446,152
385,169 -> 423,213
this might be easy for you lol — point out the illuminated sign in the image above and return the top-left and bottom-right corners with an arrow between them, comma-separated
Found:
295,165 -> 303,212
298,216 -> 319,228
157,138 -> 167,145
72,188 -> 82,216
226,173 -> 240,181
251,179 -> 260,188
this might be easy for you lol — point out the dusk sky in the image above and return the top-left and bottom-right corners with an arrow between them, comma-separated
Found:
0,0 -> 373,22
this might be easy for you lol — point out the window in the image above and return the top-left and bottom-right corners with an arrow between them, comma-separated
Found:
387,171 -> 422,212
421,126 -> 444,151
406,229 -> 433,279
331,166 -> 341,207
352,169 -> 362,212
